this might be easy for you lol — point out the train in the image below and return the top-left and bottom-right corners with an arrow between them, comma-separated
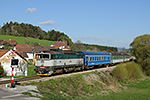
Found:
34,49 -> 130,76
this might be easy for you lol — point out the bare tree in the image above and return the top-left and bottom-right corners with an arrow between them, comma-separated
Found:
18,61 -> 27,76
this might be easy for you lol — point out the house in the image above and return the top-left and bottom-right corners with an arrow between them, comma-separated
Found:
0,40 -> 17,48
54,41 -> 70,50
15,47 -> 34,60
7,40 -> 17,46
0,50 -> 28,76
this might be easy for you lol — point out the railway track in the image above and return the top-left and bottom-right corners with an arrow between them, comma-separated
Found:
0,76 -> 44,85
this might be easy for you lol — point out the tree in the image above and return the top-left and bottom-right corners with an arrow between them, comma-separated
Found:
19,61 -> 27,76
130,34 -> 150,75
0,64 -> 4,77
120,47 -> 127,53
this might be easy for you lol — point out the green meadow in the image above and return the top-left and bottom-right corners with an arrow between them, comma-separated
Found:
0,35 -> 54,46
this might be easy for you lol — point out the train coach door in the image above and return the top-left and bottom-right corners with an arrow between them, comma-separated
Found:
86,56 -> 88,66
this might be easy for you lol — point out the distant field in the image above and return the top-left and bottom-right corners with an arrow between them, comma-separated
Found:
0,35 -> 54,46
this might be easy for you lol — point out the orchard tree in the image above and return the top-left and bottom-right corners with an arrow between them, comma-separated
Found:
130,34 -> 150,75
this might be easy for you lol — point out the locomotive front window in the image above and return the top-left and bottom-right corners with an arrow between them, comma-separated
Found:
36,54 -> 49,59
36,54 -> 42,59
43,54 -> 49,59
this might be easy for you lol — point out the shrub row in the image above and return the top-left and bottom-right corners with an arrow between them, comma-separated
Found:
112,63 -> 144,82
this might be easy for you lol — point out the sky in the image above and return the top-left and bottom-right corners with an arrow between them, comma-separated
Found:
0,0 -> 150,49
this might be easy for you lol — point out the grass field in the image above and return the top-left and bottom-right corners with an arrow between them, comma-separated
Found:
37,74 -> 150,100
90,78 -> 150,100
0,35 -> 54,46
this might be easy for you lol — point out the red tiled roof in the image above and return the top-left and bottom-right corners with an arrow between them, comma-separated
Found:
0,50 -> 9,52
0,52 -> 6,57
7,40 -> 16,45
0,40 -> 17,45
16,47 -> 34,53
0,50 -> 9,57
34,46 -> 56,53
16,44 -> 28,47
54,41 -> 69,50
55,41 -> 67,47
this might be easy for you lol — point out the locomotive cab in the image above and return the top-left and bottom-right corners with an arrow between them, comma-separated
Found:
35,53 -> 53,76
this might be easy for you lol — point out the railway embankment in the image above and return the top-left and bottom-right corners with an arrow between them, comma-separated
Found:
0,62 -> 147,99
33,62 -> 146,100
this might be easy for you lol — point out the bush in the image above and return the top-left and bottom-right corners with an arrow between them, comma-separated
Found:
112,63 -> 144,82
0,64 -> 4,78
112,64 -> 128,82
126,63 -> 143,79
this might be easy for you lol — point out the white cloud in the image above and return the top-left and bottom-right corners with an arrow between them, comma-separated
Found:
26,8 -> 36,13
38,20 -> 55,25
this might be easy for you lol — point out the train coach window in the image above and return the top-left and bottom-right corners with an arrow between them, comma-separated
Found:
104,57 -> 106,60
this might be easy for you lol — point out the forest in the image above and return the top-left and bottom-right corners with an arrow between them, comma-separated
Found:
0,21 -> 118,52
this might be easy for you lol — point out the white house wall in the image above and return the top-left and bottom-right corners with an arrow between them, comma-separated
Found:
26,53 -> 33,60
0,50 -> 27,76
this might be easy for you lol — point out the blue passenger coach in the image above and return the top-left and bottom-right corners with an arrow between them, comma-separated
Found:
78,51 -> 111,68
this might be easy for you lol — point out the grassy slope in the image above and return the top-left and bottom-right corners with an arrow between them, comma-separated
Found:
0,35 -> 54,46
34,62 -> 148,100
93,78 -> 150,100
37,74 -> 150,100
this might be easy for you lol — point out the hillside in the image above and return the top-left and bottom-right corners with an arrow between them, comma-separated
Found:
0,21 -> 73,46
0,35 -> 54,46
